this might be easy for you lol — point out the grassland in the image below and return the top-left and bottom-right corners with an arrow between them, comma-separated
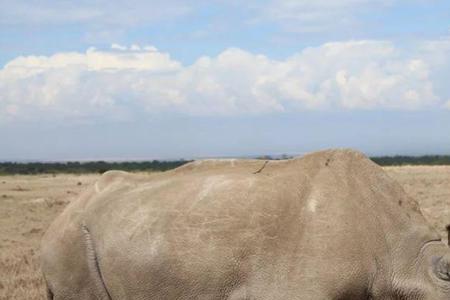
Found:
0,174 -> 99,299
1,167 -> 449,299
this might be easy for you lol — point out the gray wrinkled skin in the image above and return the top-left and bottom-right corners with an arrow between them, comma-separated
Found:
41,149 -> 450,299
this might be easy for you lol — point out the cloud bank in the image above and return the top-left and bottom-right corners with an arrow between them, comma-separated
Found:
1,40 -> 450,122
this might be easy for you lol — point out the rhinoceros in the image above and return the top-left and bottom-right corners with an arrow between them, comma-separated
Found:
41,149 -> 450,299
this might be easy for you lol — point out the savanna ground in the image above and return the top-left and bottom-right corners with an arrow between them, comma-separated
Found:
1,167 -> 449,299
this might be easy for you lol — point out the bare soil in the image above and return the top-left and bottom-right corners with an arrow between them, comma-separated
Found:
1,167 -> 449,299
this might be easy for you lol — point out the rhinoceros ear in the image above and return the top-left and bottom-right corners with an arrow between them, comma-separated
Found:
433,254 -> 450,281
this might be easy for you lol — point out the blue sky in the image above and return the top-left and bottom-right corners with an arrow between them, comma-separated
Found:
1,0 -> 450,160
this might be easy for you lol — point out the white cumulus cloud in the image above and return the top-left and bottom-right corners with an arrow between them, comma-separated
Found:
4,46 -> 180,74
0,40 -> 448,122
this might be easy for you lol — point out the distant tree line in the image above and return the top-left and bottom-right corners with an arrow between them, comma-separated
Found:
0,155 -> 449,175
0,160 -> 190,175
259,154 -> 450,166
260,154 -> 450,166
370,155 -> 450,166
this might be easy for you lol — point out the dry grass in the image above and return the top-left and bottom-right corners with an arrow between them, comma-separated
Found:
0,248 -> 45,300
0,174 -> 99,300
1,167 -> 449,299
384,166 -> 450,243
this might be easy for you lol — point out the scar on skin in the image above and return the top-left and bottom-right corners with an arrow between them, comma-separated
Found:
308,198 -> 318,213
253,161 -> 268,174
